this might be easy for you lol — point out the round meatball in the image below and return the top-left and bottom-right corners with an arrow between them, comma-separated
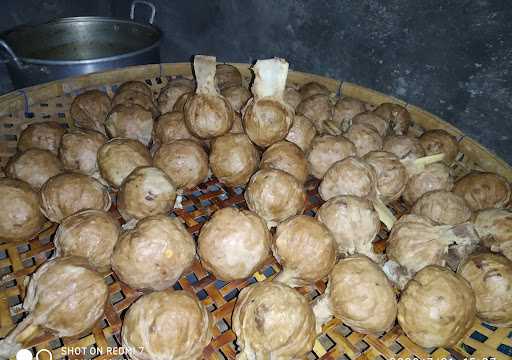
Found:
306,135 -> 356,179
352,112 -> 389,137
331,97 -> 366,132
154,140 -> 209,189
243,98 -> 293,147
59,130 -> 107,176
363,151 -> 407,203
383,135 -> 426,163
40,172 -> 111,223
117,166 -> 177,221
18,121 -> 66,154
209,133 -> 259,186
412,190 -> 472,225
6,149 -> 63,190
260,141 -> 308,184
398,265 -> 476,348
285,115 -> 317,153
296,94 -> 333,133
0,178 -> 45,242
313,256 -> 397,334
221,85 -> 251,112
245,169 -> 305,226
232,282 -> 316,360
316,195 -> 380,260
458,253 -> 512,327
419,129 -> 459,165
474,208 -> 512,261
70,90 -> 111,134
122,290 -> 212,360
319,156 -> 377,201
21,257 -> 108,338
157,79 -> 195,114
345,123 -> 383,157
54,209 -> 120,272
112,215 -> 196,290
402,163 -> 453,205
453,171 -> 511,211
273,215 -> 336,286
105,104 -> 154,146
215,64 -> 243,90
97,138 -> 152,188
198,207 -> 271,281
184,93 -> 234,139
153,111 -> 198,147
373,103 -> 411,136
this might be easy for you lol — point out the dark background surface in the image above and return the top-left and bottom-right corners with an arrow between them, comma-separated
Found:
0,0 -> 510,162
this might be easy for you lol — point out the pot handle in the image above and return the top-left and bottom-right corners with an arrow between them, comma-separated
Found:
0,39 -> 24,68
130,1 -> 156,24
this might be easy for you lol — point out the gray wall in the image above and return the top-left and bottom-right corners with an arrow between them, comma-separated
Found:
1,0 -> 511,162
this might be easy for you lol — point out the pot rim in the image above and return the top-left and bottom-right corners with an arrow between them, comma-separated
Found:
2,16 -> 162,66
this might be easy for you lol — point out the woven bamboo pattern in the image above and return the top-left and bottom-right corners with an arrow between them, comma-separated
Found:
0,65 -> 511,360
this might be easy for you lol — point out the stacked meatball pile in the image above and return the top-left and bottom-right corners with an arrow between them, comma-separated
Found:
0,56 -> 511,360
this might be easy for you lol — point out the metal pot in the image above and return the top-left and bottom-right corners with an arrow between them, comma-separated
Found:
0,1 -> 161,89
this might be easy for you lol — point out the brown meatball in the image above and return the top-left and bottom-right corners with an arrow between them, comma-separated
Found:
306,135 -> 356,179
117,166 -> 177,221
285,115 -> 317,152
345,123 -> 383,157
59,129 -> 107,176
419,129 -> 459,164
453,171 -> 511,211
273,215 -> 337,286
70,90 -> 111,134
373,103 -> 411,135
402,162 -> 453,205
296,94 -> 333,133
122,290 -> 212,360
299,81 -> 330,99
209,133 -> 259,187
105,104 -> 154,146
111,89 -> 159,118
412,190 -> 472,225
198,207 -> 271,281
245,169 -> 305,226
331,97 -> 366,132
117,80 -> 153,98
352,111 -> 390,137
363,151 -> 407,203
398,265 -> 476,348
243,98 -> 293,147
40,172 -> 111,223
6,149 -> 63,190
260,141 -> 308,184
221,85 -> 251,112
154,139 -> 209,189
383,135 -> 426,163
153,111 -> 197,146
0,178 -> 45,242
215,63 -> 243,90
18,121 -> 66,154
157,79 -> 195,114
54,209 -> 120,272
319,156 -> 377,201
97,138 -> 152,188
111,215 -> 196,290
